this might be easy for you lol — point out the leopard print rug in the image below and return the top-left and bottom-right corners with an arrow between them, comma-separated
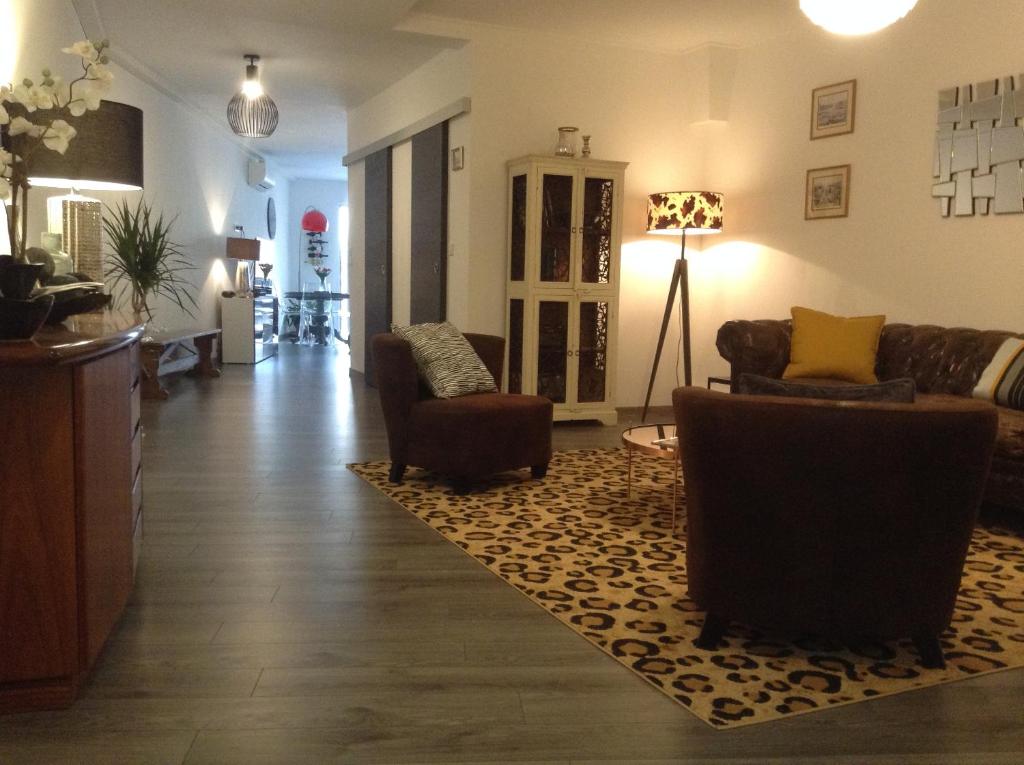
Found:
349,448 -> 1024,729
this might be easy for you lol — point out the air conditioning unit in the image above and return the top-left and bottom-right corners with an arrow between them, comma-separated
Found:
247,157 -> 275,191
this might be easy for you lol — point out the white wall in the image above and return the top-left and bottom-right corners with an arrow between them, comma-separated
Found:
285,178 -> 348,294
446,112 -> 471,330
463,28 -> 706,408
690,0 -> 1024,386
348,4 -> 1024,406
390,141 -> 412,326
346,45 -> 473,372
348,29 -> 705,403
10,0 -> 289,331
347,162 -> 366,372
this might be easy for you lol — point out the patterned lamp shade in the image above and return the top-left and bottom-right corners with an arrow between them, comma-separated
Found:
646,191 -> 724,235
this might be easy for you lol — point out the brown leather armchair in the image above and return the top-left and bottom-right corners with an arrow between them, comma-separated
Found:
673,386 -> 998,668
371,332 -> 553,490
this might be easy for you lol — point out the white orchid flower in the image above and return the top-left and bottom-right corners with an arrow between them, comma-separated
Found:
68,85 -> 103,116
0,148 -> 11,167
62,40 -> 99,62
12,83 -> 55,111
87,63 -> 114,88
8,116 -> 41,136
0,177 -> 11,201
45,76 -> 65,107
0,85 -> 11,102
42,120 -> 77,154
0,103 -> 8,125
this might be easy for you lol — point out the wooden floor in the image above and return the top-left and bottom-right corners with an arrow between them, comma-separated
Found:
1,345 -> 1022,764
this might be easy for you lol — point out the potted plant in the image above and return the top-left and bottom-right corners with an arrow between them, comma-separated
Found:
104,199 -> 197,322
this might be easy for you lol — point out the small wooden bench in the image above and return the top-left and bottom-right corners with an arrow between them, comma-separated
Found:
141,328 -> 221,400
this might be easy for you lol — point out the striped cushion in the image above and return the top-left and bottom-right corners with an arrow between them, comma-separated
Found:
973,338 -> 1024,409
391,321 -> 497,399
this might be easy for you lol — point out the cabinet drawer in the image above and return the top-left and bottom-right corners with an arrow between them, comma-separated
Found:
129,341 -> 141,388
131,428 -> 142,482
132,510 -> 143,573
130,383 -> 141,436
131,468 -> 143,526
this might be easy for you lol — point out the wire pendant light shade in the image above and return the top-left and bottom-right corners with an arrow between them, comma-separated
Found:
227,55 -> 279,138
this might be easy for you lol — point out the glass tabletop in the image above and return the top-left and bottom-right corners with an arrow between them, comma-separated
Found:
621,423 -> 677,456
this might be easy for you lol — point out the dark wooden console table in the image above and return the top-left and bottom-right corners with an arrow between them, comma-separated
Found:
0,313 -> 145,713
141,328 -> 221,400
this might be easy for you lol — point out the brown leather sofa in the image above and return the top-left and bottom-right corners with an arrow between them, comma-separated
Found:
371,332 -> 553,490
673,386 -> 998,668
717,320 -> 1024,513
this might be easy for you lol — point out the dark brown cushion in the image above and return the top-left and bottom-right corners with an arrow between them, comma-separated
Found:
737,373 -> 916,403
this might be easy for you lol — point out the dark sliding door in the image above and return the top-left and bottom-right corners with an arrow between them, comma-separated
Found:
409,122 -> 448,324
364,147 -> 392,387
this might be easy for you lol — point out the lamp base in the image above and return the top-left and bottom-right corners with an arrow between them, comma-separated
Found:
641,235 -> 692,422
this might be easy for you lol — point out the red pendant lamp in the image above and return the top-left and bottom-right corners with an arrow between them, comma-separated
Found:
301,208 -> 329,233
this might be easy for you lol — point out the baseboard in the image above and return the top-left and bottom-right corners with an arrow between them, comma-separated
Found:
616,405 -> 674,426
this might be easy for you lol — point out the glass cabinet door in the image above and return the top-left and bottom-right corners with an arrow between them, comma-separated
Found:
507,298 -> 524,394
579,175 -> 615,286
576,299 -> 610,404
536,299 -> 570,403
509,174 -> 527,282
539,173 -> 574,284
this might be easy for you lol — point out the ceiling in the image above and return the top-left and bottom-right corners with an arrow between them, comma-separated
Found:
83,0 -> 808,181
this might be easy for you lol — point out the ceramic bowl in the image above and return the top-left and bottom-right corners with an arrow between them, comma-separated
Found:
0,295 -> 55,341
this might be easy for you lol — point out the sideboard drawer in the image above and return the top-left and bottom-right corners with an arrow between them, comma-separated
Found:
130,427 -> 142,483
132,508 -> 143,573
130,383 -> 141,437
131,468 -> 143,526
129,341 -> 140,388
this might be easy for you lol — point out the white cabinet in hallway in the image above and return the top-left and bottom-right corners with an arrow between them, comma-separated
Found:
221,294 -> 277,364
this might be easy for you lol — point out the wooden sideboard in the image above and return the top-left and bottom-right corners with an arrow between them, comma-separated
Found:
0,313 -> 144,713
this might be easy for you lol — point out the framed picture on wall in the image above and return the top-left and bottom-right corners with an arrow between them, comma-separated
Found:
810,79 -> 856,139
805,165 -> 851,220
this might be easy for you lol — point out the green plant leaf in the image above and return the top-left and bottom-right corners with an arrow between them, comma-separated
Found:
103,198 -> 196,319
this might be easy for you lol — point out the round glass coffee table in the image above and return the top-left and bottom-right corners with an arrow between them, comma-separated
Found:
621,423 -> 682,535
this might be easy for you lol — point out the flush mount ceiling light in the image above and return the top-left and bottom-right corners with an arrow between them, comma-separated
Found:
227,54 -> 279,138
799,0 -> 918,35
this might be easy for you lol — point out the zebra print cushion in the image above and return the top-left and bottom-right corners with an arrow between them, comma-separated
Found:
973,338 -> 1024,410
391,321 -> 498,398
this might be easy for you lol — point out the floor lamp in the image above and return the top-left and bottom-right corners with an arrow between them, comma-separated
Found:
641,191 -> 724,422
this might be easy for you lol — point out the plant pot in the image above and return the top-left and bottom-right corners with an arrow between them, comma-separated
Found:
0,295 -> 54,341
0,262 -> 45,300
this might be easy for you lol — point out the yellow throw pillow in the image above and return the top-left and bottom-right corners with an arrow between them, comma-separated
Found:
783,306 -> 885,384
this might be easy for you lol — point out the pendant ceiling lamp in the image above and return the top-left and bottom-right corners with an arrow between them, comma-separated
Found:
301,208 -> 329,233
799,0 -> 918,36
227,54 -> 279,138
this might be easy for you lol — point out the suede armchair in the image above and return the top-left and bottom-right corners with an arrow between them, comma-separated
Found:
673,386 -> 997,668
371,332 -> 553,490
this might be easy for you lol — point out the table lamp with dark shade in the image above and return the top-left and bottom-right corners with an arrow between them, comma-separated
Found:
227,237 -> 261,295
20,101 -> 144,191
8,100 -> 144,280
642,190 -> 723,421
